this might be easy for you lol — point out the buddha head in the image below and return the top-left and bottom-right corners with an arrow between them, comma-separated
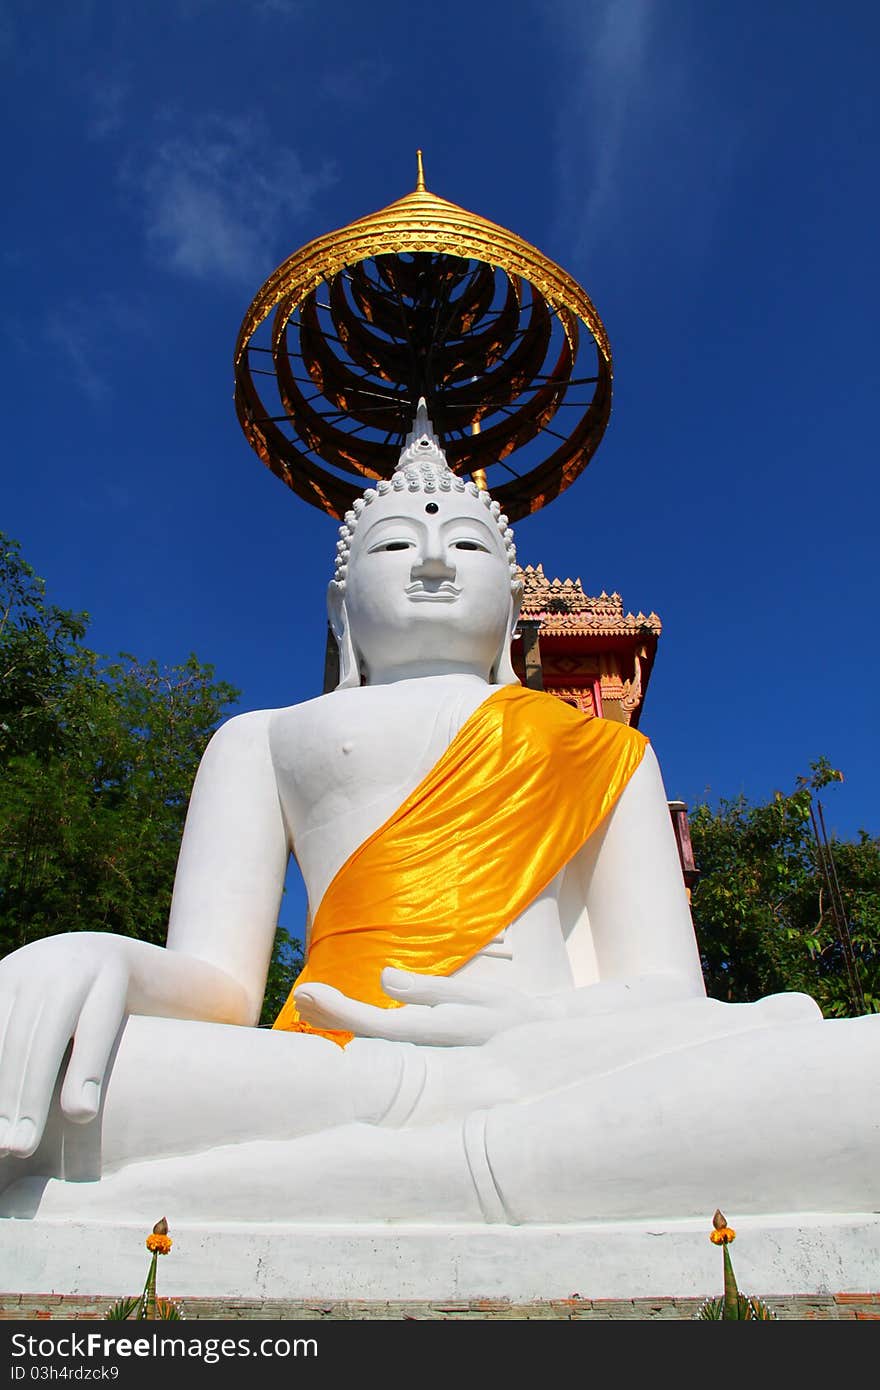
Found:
328,402 -> 522,688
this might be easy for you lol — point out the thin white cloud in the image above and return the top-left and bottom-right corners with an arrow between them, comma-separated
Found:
86,76 -> 129,140
42,294 -> 150,404
255,0 -> 307,16
580,0 -> 652,247
174,0 -> 308,19
122,114 -> 336,283
174,0 -> 220,16
545,0 -> 744,272
44,303 -> 112,404
0,11 -> 14,59
320,57 -> 391,106
548,0 -> 654,259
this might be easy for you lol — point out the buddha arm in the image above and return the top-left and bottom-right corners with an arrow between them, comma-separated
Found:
0,711 -> 289,1160
164,708 -> 289,1024
45,708 -> 287,1029
560,744 -> 706,1012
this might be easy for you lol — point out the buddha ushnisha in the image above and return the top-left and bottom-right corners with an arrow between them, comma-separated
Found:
1,406 -> 878,1224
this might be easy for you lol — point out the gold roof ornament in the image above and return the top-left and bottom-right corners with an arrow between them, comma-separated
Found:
234,154 -> 613,521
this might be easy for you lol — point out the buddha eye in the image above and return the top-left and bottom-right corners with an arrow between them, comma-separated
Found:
373,540 -> 413,552
450,539 -> 488,552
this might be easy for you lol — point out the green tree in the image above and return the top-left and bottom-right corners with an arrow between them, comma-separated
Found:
260,925 -> 304,1027
689,761 -> 880,1017
0,533 -> 240,954
0,533 -> 94,763
0,532 -> 302,1025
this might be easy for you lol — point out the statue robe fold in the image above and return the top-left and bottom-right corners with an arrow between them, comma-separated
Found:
273,685 -> 648,1044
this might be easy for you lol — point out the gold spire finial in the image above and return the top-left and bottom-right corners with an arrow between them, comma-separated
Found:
415,149 -> 426,192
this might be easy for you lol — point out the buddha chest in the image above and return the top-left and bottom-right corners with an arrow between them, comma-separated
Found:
269,676 -> 494,852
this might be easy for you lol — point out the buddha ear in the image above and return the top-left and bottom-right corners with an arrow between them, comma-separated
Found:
492,577 -> 524,686
327,583 -> 361,690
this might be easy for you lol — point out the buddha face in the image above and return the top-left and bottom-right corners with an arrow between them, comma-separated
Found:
332,486 -> 520,685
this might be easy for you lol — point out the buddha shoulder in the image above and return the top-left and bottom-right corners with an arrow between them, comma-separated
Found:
265,678 -> 496,797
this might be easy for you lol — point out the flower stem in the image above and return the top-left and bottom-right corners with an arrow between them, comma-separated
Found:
137,1252 -> 159,1320
722,1242 -> 740,1319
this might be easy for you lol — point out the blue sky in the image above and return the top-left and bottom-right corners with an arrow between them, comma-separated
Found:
3,2 -> 878,941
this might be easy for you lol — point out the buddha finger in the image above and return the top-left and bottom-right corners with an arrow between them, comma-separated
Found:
381,967 -> 508,1008
349,1002 -> 440,1043
295,985 -> 435,1041
293,984 -> 358,1031
0,990 -> 70,1157
59,960 -> 128,1124
318,996 -> 479,1045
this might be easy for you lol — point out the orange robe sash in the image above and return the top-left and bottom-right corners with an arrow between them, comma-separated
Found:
273,685 -> 648,1044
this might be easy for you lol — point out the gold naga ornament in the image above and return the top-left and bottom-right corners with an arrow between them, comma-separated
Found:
234,152 -> 612,522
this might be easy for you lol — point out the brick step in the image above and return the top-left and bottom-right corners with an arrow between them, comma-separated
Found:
2,1293 -> 879,1320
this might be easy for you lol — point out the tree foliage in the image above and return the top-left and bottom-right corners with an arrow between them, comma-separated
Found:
689,760 -> 880,1017
0,532 -> 242,948
261,925 -> 304,1026
0,532 -> 302,1025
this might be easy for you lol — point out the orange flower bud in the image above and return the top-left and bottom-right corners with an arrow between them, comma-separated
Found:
145,1233 -> 173,1255
709,1227 -> 736,1245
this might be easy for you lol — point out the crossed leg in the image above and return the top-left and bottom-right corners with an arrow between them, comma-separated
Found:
3,990 -> 857,1225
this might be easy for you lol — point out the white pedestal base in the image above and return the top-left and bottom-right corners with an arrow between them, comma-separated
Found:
2,1214 -> 878,1302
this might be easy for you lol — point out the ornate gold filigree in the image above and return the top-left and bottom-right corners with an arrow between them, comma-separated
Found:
234,160 -> 613,520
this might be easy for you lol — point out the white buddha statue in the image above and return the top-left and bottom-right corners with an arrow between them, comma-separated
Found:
1,405 -> 878,1228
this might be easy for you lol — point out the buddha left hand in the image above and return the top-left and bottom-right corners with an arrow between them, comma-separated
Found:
294,967 -> 563,1046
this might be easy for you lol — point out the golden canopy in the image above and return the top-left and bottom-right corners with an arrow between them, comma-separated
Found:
234,155 -> 612,522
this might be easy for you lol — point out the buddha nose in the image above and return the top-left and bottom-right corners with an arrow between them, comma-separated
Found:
411,532 -> 456,582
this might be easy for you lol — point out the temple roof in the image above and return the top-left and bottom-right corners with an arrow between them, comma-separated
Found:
516,563 -> 662,638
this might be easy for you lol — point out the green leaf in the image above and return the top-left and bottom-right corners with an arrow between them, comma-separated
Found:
105,1297 -> 140,1320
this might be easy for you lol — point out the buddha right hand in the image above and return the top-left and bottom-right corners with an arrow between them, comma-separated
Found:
0,932 -> 130,1159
